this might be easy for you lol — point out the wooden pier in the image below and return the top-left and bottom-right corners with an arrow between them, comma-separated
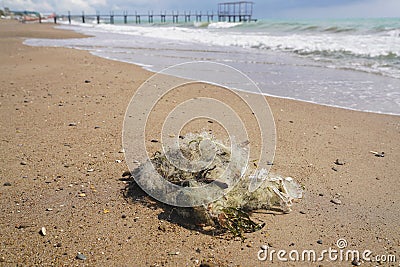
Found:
50,1 -> 255,25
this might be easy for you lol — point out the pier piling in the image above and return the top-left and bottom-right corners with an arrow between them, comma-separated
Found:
124,11 -> 128,24
110,11 -> 114,24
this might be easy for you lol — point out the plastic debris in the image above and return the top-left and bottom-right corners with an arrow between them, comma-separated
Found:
40,227 -> 47,236
370,150 -> 385,157
76,253 -> 87,260
134,132 -> 303,238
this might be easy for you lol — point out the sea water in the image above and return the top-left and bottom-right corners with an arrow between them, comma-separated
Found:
24,18 -> 400,115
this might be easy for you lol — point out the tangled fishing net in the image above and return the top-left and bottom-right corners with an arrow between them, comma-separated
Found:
132,132 -> 303,239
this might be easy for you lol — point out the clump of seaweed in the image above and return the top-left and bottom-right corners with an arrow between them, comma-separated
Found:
133,132 -> 303,239
220,207 -> 265,240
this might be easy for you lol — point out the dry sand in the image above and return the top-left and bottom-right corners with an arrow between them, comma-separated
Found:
0,20 -> 399,266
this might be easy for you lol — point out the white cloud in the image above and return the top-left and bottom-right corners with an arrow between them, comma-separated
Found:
281,0 -> 400,18
3,0 -> 52,12
3,0 -> 218,14
3,0 -> 107,14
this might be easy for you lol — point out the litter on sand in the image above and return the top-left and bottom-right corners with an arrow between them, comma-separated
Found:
132,132 -> 303,239
370,150 -> 385,157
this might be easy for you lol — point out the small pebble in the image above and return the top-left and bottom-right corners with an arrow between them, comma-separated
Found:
20,161 -> 27,165
260,245 -> 268,250
352,259 -> 361,266
150,139 -> 159,143
94,126 -> 101,129
76,253 -> 87,260
158,224 -> 167,232
40,227 -> 46,236
115,160 -> 122,163
78,193 -> 86,197
3,182 -> 11,186
334,159 -> 345,165
299,210 -> 306,214
332,167 -> 338,172
68,123 -> 77,127
46,208 -> 53,211
87,169 -> 94,172
121,214 -> 127,219
84,80 -> 91,83
317,240 -> 323,244
331,198 -> 342,205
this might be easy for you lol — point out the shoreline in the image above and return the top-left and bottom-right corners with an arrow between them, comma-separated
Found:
1,20 -> 399,266
28,22 -> 400,117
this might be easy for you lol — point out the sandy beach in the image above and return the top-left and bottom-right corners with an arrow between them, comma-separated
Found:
0,20 -> 399,266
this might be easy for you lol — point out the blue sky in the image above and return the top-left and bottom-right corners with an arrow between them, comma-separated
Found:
3,0 -> 400,18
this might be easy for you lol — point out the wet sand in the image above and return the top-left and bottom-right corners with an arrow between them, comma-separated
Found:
0,20 -> 399,266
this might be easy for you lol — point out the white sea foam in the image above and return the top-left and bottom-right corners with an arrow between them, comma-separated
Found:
208,22 -> 243,29
193,21 -> 209,28
58,19 -> 400,61
25,18 -> 400,115
78,23 -> 398,58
